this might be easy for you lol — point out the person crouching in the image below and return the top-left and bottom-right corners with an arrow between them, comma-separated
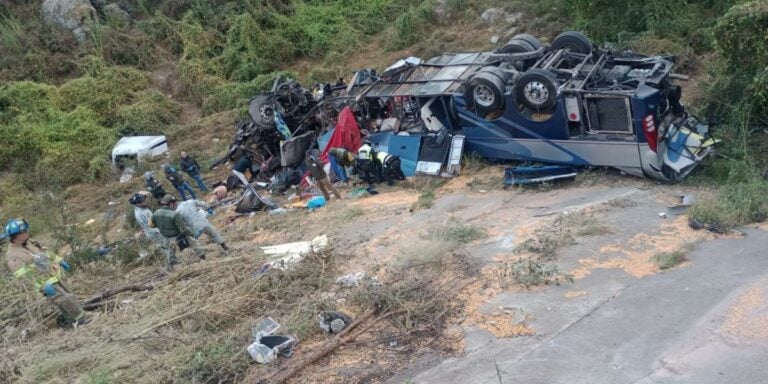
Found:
376,151 -> 406,185
150,195 -> 205,270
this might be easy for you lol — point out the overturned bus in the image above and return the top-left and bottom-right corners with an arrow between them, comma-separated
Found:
343,31 -> 715,182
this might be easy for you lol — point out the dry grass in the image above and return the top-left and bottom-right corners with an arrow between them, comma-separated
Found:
2,248 -> 339,383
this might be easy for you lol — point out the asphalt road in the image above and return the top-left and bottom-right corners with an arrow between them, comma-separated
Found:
403,228 -> 768,384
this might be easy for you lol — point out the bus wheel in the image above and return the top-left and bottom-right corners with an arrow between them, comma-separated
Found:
551,31 -> 593,54
514,69 -> 558,113
465,72 -> 506,116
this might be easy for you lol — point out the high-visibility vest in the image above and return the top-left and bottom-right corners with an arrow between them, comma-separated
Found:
8,243 -> 62,292
376,151 -> 393,164
358,144 -> 372,161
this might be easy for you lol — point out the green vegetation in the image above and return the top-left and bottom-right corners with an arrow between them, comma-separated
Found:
496,257 -> 573,288
0,0 -> 446,195
429,221 -> 487,243
652,250 -> 687,270
176,338 -> 250,383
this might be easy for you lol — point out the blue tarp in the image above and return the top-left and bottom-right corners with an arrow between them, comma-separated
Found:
388,135 -> 423,177
319,129 -> 421,177
317,126 -> 334,152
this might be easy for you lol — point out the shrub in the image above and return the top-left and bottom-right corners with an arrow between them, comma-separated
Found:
116,90 -> 182,135
56,60 -> 148,125
220,14 -> 294,82
0,81 -> 57,122
690,176 -> 768,230
707,1 -> 768,124
497,257 -> 573,288
628,35 -> 695,69
201,71 -> 298,115
98,26 -> 159,69
652,250 -> 687,270
428,222 -> 486,243
565,0 -> 740,44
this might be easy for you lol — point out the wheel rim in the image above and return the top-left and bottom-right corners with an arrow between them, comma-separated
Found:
523,81 -> 549,106
473,84 -> 496,107
259,104 -> 274,122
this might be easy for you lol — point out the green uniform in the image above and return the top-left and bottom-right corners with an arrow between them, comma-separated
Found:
151,207 -> 192,238
151,207 -> 205,263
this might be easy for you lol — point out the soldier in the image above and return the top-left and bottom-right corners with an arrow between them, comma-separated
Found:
151,195 -> 205,269
129,192 -> 172,261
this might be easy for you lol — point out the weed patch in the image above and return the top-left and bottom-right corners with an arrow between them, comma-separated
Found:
573,217 -> 613,237
428,222 -> 486,243
515,213 -> 584,260
690,175 -> 768,230
496,257 -> 573,288
652,250 -> 687,270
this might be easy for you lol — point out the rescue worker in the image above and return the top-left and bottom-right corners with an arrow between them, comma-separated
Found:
376,151 -> 406,185
129,192 -> 172,261
356,140 -> 378,186
4,218 -> 88,327
144,171 -> 166,201
306,149 -> 342,201
175,198 -> 229,255
328,147 -> 357,183
151,195 -> 205,268
179,151 -> 208,192
163,164 -> 196,201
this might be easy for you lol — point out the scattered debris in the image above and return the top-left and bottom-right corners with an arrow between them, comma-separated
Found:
336,272 -> 366,287
317,311 -> 353,334
260,235 -> 329,270
251,263 -> 272,279
247,317 -> 297,364
504,166 -> 578,187
307,196 -> 326,210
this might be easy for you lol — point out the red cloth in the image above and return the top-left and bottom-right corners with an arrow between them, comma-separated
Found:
320,107 -> 361,163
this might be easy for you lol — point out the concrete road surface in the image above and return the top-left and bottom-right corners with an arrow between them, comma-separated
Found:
401,228 -> 768,384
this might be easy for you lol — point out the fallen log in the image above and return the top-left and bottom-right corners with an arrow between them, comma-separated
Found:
82,284 -> 154,307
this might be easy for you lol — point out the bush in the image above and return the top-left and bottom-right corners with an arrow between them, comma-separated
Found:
565,0 -> 740,44
97,26 -> 159,69
707,1 -> 768,124
690,175 -> 768,230
56,59 -> 148,126
628,35 -> 695,69
116,90 -> 182,135
201,71 -> 299,115
219,14 -> 294,82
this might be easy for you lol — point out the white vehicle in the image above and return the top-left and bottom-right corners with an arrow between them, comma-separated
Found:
111,135 -> 169,167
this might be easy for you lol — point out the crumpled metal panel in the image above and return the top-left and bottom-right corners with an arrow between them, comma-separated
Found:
432,65 -> 471,81
406,66 -> 441,82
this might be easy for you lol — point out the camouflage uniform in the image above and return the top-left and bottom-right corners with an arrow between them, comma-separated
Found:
176,200 -> 225,246
133,206 -> 171,259
151,206 -> 205,262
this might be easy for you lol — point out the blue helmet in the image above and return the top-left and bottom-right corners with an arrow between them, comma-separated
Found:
5,218 -> 29,237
